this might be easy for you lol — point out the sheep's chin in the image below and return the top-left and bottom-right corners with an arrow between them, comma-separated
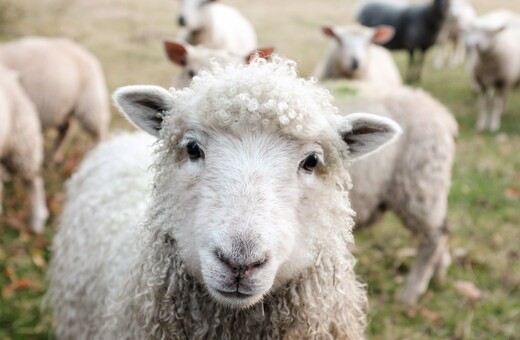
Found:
207,287 -> 265,309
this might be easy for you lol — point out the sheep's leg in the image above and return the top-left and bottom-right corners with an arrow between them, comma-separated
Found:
433,44 -> 447,69
476,88 -> 492,131
399,227 -> 449,305
48,119 -> 71,163
25,175 -> 48,234
0,167 -> 3,216
451,36 -> 465,67
489,87 -> 508,132
406,50 -> 416,84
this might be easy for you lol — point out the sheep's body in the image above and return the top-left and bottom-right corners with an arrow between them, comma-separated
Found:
315,24 -> 402,86
0,37 -> 110,160
328,81 -> 458,305
433,0 -> 476,68
357,0 -> 449,83
177,1 -> 257,56
0,64 -> 48,233
50,58 -> 403,339
464,10 -> 520,131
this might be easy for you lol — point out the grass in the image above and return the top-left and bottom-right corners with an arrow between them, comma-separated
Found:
0,0 -> 519,339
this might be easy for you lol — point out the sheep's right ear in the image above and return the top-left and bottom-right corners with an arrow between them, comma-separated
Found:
322,26 -> 338,39
164,40 -> 188,66
113,85 -> 174,137
339,113 -> 402,161
245,47 -> 275,64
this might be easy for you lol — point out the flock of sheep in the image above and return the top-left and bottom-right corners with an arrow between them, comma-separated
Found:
0,0 -> 518,338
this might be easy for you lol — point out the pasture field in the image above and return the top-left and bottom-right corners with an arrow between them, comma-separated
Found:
0,0 -> 519,338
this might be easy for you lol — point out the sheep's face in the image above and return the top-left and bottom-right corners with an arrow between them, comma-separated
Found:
177,0 -> 214,30
463,23 -> 505,53
322,25 -> 395,76
114,58 -> 401,309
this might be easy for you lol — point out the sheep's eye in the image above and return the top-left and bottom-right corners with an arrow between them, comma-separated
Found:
186,141 -> 204,160
301,153 -> 319,172
187,70 -> 196,78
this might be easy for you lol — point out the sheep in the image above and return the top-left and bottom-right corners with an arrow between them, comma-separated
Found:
49,56 -> 403,339
463,10 -> 520,131
164,40 -> 274,88
326,80 -> 458,305
176,0 -> 257,56
0,64 -> 48,233
314,24 -> 403,86
433,0 -> 476,69
0,36 -> 110,162
357,0 -> 450,83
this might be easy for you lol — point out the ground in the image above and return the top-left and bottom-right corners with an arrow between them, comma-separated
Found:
0,0 -> 519,339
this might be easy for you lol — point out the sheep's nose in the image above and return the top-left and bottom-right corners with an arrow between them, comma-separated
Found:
178,15 -> 186,27
351,58 -> 359,70
215,250 -> 268,279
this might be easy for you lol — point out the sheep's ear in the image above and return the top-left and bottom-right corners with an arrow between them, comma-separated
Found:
113,85 -> 174,137
372,25 -> 395,44
245,47 -> 275,64
339,113 -> 401,160
164,40 -> 188,66
322,26 -> 337,39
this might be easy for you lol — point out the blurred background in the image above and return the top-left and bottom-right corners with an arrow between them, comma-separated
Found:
0,0 -> 519,338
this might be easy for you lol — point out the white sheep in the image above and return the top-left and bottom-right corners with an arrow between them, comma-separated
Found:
49,57 -> 402,339
164,40 -> 274,88
0,36 -> 110,161
327,80 -> 458,305
176,0 -> 257,56
315,24 -> 402,86
463,10 -> 520,131
0,64 -> 48,233
433,0 -> 477,69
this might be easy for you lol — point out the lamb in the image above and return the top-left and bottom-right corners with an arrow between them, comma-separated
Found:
164,40 -> 274,88
0,64 -> 48,233
0,36 -> 110,161
463,10 -> 520,131
357,0 -> 450,83
327,80 -> 458,305
49,57 -> 402,339
177,0 -> 257,56
433,0 -> 476,68
314,24 -> 402,86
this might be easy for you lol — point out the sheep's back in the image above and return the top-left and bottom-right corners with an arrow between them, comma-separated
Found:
50,131 -> 156,339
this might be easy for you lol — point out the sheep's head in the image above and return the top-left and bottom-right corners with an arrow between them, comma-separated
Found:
463,20 -> 506,53
322,24 -> 394,75
114,57 -> 400,309
177,0 -> 216,29
164,40 -> 275,88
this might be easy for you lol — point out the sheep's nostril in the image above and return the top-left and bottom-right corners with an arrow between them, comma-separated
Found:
351,58 -> 359,70
178,16 -> 186,27
214,249 -> 268,277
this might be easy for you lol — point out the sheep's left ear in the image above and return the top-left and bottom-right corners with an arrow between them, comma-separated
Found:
372,25 -> 395,45
339,113 -> 401,161
245,47 -> 275,64
113,85 -> 174,137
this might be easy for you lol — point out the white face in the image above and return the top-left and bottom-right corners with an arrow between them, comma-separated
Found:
165,126 -> 321,308
177,0 -> 211,29
463,24 -> 503,53
334,29 -> 372,74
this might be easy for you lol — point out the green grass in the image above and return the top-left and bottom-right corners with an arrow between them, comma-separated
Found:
1,0 -> 520,339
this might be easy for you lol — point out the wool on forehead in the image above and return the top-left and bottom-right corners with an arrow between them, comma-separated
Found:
163,56 -> 343,139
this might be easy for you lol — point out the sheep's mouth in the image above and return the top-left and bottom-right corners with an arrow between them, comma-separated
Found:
214,289 -> 254,300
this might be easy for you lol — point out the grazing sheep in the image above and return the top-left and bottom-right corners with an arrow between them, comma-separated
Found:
50,57 -> 402,339
0,37 -> 110,161
177,0 -> 257,56
327,80 -> 458,305
463,10 -> 520,131
0,64 -> 48,233
315,24 -> 402,86
433,0 -> 476,68
357,0 -> 450,83
164,40 -> 274,88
